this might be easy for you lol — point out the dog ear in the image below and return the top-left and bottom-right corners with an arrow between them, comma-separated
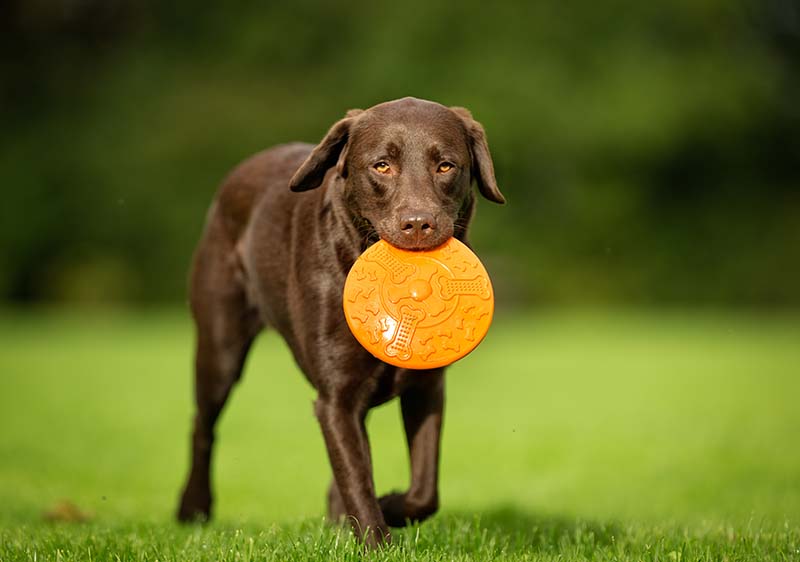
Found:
289,109 -> 363,192
450,106 -> 506,204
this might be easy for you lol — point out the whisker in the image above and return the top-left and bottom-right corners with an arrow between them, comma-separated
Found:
351,216 -> 380,249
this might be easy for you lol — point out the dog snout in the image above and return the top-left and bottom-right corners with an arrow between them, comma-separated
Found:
399,211 -> 437,246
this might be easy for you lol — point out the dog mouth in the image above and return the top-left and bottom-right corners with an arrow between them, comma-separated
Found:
387,236 -> 449,251
353,216 -> 453,252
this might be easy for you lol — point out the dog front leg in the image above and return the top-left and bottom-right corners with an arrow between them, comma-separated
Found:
314,397 -> 390,546
379,369 -> 444,526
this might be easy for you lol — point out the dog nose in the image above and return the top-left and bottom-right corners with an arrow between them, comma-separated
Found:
398,211 -> 437,246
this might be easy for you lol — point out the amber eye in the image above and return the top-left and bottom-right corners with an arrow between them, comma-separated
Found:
373,161 -> 391,174
437,162 -> 455,173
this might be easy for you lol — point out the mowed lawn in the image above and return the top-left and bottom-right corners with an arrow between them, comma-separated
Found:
0,308 -> 798,561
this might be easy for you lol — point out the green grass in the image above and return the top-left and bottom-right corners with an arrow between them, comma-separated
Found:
1,308 -> 799,561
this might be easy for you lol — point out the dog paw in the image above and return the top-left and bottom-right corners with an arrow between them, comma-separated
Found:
378,492 -> 408,527
378,491 -> 439,527
176,492 -> 211,523
362,524 -> 392,549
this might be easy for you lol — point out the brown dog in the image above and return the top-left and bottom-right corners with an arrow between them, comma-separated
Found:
176,97 -> 505,545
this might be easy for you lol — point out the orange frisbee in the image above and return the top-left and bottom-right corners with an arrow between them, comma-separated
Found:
343,238 -> 495,369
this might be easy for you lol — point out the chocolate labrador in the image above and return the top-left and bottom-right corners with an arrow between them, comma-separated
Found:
176,97 -> 505,546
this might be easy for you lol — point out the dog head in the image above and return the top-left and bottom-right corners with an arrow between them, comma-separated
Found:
289,97 -> 505,251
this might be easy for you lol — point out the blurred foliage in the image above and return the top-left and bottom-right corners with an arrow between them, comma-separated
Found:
1,0 -> 798,305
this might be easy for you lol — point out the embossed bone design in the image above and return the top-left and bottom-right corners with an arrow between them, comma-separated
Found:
438,275 -> 491,300
366,244 -> 416,284
385,306 -> 424,361
346,285 -> 375,303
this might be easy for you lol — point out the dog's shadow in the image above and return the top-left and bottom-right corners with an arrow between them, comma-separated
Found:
401,505 -> 623,555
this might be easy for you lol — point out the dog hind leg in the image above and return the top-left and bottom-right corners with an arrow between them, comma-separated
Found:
177,221 -> 262,522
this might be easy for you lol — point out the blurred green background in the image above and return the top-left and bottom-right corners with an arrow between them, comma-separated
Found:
2,3 -> 800,559
2,0 -> 798,307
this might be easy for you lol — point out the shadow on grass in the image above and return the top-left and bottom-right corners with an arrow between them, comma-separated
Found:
402,505 -> 625,556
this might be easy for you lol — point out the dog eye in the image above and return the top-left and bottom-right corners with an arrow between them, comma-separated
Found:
437,162 -> 455,174
373,162 -> 391,174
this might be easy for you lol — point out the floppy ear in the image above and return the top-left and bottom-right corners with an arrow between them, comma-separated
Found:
450,106 -> 506,204
289,109 -> 363,192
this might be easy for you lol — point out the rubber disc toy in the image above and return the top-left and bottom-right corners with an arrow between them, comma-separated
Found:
343,238 -> 495,369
